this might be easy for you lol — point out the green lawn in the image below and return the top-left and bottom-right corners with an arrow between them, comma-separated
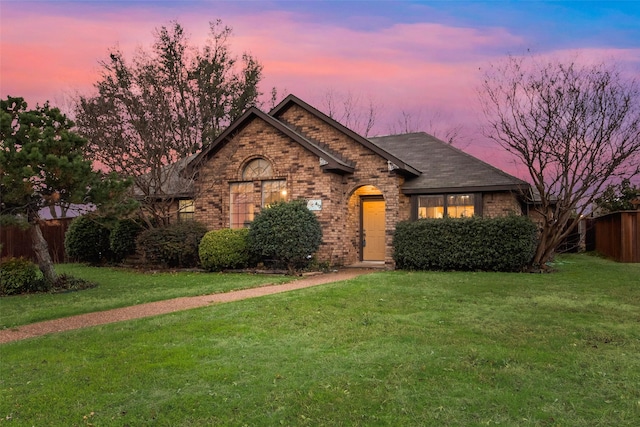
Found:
0,264 -> 292,328
1,254 -> 639,426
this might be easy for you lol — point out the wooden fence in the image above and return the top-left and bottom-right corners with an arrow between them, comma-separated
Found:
591,211 -> 639,263
1,219 -> 73,263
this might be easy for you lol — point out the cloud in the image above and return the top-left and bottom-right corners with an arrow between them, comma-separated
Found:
1,3 -> 169,105
2,2 -> 638,176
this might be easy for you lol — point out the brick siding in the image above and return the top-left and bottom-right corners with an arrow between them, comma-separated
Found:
482,192 -> 523,217
194,103 -> 524,268
194,109 -> 406,267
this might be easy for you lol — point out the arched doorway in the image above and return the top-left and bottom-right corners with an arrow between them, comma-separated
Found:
349,185 -> 386,262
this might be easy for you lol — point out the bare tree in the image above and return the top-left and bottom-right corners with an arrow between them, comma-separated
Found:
387,108 -> 464,145
320,89 -> 378,137
480,55 -> 640,269
388,110 -> 421,135
75,20 -> 263,227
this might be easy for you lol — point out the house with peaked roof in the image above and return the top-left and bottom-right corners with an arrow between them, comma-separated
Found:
187,94 -> 531,268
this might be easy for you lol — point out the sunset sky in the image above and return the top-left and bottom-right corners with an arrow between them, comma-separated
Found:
1,1 -> 639,176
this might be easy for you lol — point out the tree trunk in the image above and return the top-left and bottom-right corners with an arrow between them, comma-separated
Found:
30,222 -> 58,284
530,222 -> 560,271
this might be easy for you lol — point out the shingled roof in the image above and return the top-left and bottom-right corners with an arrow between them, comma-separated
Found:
369,132 -> 529,194
133,154 -> 196,199
181,98 -> 529,197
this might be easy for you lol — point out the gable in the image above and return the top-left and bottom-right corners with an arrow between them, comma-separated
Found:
189,107 -> 354,175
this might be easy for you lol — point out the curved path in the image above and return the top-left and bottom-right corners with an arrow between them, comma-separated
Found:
0,269 -> 374,344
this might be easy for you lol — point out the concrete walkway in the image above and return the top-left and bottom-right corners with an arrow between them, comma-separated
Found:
0,268 -> 375,344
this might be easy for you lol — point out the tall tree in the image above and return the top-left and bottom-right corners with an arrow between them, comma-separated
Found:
75,20 -> 263,226
0,97 -> 129,283
480,56 -> 640,269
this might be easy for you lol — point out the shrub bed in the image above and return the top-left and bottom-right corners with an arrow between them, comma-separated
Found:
393,215 -> 537,272
110,219 -> 144,262
0,257 -> 45,295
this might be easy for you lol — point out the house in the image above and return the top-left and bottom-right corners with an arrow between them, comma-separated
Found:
187,94 -> 531,268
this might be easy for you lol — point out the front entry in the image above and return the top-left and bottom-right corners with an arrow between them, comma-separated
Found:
362,198 -> 386,261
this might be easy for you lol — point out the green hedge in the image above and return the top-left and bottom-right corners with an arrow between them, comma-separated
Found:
199,228 -> 251,272
393,215 -> 537,272
136,221 -> 208,268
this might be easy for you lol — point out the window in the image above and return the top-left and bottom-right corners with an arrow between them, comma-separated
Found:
178,199 -> 195,222
262,180 -> 287,207
242,158 -> 273,179
418,195 -> 444,219
230,182 -> 254,228
447,194 -> 474,218
418,194 -> 476,218
230,158 -> 288,228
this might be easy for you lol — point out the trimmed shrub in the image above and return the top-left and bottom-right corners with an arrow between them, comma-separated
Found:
64,215 -> 113,264
136,221 -> 208,268
248,200 -> 322,273
0,257 -> 46,295
393,215 -> 537,272
110,219 -> 144,262
199,228 -> 251,271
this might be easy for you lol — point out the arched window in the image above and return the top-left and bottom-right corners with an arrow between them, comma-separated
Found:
230,158 -> 286,228
242,158 -> 273,180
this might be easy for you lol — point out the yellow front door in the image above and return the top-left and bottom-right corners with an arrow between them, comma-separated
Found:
362,199 -> 386,261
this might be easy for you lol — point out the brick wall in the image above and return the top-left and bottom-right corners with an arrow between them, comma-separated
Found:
482,192 -> 523,217
192,101 -> 536,268
277,105 -> 406,267
194,106 -> 407,267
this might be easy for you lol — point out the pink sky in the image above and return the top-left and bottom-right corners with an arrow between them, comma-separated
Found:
2,1 -> 639,178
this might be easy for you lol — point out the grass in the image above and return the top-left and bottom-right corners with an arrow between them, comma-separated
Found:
1,254 -> 639,426
0,264 -> 292,328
